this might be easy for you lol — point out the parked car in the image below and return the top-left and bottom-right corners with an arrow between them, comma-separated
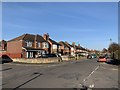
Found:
97,55 -> 107,62
87,54 -> 97,59
0,55 -> 13,64
37,53 -> 62,62
87,55 -> 92,59
106,59 -> 120,65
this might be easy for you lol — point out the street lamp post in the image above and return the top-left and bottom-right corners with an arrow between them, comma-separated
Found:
110,38 -> 112,44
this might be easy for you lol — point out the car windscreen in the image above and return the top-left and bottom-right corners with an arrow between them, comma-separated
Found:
99,56 -> 105,58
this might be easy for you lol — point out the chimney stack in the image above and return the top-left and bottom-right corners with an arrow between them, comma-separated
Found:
72,42 -> 75,47
78,44 -> 80,48
34,34 -> 37,48
43,33 -> 49,40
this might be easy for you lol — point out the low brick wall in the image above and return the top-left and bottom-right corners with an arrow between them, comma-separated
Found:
12,57 -> 59,64
61,55 -> 87,61
0,52 -> 21,58
61,56 -> 75,61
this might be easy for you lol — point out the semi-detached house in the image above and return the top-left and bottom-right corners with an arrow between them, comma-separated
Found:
43,33 -> 61,54
59,41 -> 70,55
64,41 -> 75,56
7,34 -> 50,58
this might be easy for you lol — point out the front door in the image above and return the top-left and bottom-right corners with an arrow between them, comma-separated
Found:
27,52 -> 33,58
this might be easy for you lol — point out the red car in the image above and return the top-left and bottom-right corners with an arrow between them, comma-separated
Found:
97,55 -> 107,62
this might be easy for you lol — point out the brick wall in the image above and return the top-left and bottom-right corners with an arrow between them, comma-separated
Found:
0,52 -> 21,58
22,40 -> 27,47
7,53 -> 22,58
12,57 -> 59,63
7,40 -> 22,54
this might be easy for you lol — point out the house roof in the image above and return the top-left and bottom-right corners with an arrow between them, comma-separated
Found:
75,45 -> 79,48
64,42 -> 73,47
36,34 -> 47,42
8,34 -> 46,42
49,38 -> 60,45
59,41 -> 70,48
75,45 -> 86,50
8,34 -> 26,42
70,44 -> 85,50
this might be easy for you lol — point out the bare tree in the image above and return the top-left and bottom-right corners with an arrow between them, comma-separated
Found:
108,42 -> 120,60
108,42 -> 119,53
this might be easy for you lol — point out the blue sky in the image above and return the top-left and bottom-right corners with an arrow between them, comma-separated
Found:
2,2 -> 118,50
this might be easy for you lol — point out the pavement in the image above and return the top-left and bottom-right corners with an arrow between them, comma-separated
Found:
1,59 -> 119,89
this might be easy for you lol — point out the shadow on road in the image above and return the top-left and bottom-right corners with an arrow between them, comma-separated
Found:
12,73 -> 43,90
0,67 -> 12,72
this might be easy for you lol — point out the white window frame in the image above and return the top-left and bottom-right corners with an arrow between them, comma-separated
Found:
26,41 -> 33,47
38,42 -> 41,48
52,44 -> 57,49
42,42 -> 49,48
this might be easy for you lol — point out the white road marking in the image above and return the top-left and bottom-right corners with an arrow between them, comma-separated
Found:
79,65 -> 100,88
83,65 -> 100,83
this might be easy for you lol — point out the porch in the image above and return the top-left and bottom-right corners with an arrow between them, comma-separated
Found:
23,47 -> 47,58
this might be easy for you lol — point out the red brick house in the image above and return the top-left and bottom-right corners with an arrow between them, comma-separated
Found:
73,43 -> 88,56
7,34 -> 50,58
59,41 -> 70,55
43,33 -> 61,54
71,42 -> 88,55
64,41 -> 75,56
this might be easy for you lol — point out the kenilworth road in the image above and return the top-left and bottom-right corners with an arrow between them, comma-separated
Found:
2,59 -> 118,89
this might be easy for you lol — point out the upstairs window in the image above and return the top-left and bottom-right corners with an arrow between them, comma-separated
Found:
38,42 -> 41,48
65,47 -> 69,50
42,42 -> 49,48
59,46 -> 61,49
53,44 -> 57,49
26,41 -> 33,47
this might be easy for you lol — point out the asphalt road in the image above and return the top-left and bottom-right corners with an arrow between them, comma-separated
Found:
1,59 -> 118,89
